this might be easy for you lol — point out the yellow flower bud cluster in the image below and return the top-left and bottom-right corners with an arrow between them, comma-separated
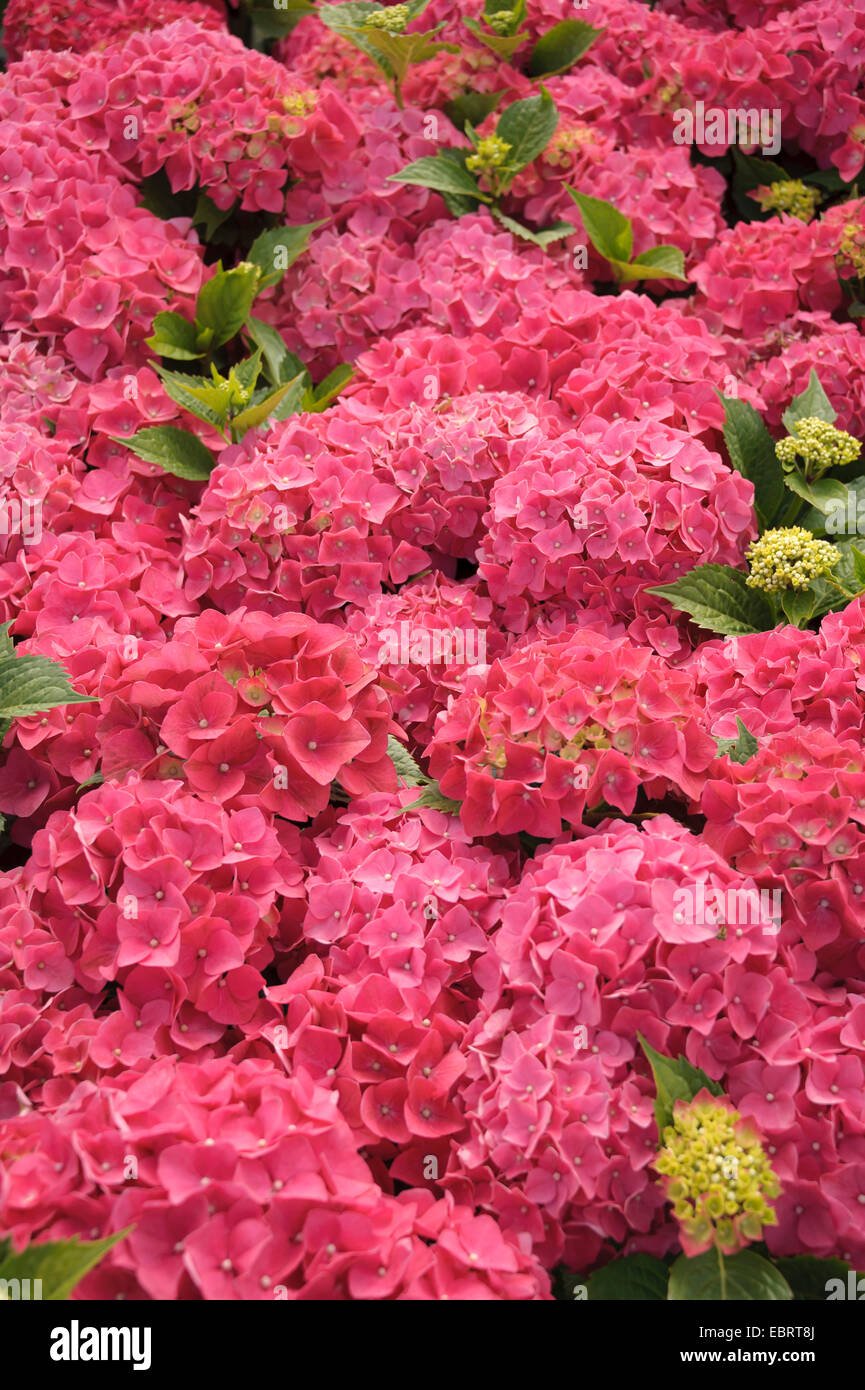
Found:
655,1096 -> 780,1256
746,527 -> 839,593
543,122 -> 597,168
756,179 -> 821,222
487,8 -> 519,34
776,416 -> 861,475
282,90 -> 318,118
466,135 -> 513,175
366,4 -> 410,33
837,220 -> 865,279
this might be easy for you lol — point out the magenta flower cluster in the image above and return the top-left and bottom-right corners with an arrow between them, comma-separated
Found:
1,0 -> 865,1304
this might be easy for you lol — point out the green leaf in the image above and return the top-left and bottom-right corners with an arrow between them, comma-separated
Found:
638,1035 -> 725,1137
0,621 -> 15,657
716,392 -> 786,528
318,1 -> 437,75
247,221 -> 327,290
387,736 -> 427,787
646,564 -> 775,637
490,207 -> 572,246
623,243 -> 687,282
403,782 -> 462,815
772,1256 -> 861,1302
810,537 -> 865,616
318,1 -> 381,31
195,262 -> 261,350
308,363 -> 354,411
245,0 -> 316,36
527,19 -> 604,77
0,653 -> 94,721
565,186 -> 632,263
730,148 -> 789,220
360,24 -> 458,83
192,190 -> 236,240
851,544 -> 865,589
714,717 -> 759,765
146,311 -> 202,361
783,472 -> 848,513
388,151 -> 488,202
233,349 -> 263,395
245,317 -> 310,389
440,189 -> 486,218
780,586 -> 817,627
586,1254 -> 669,1302
269,375 -> 311,423
0,1230 -> 130,1301
668,1248 -> 793,1302
463,16 -> 528,61
77,771 -> 105,791
230,374 -> 305,438
156,368 -> 229,429
782,368 -> 837,431
495,88 -> 558,179
444,89 -> 505,135
112,426 -> 217,481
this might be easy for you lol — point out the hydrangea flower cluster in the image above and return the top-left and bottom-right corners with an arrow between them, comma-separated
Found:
746,528 -> 840,593
476,419 -> 755,657
0,1054 -> 550,1299
2,0 -> 865,1306
2,0 -> 225,62
775,417 -> 862,474
426,629 -> 718,837
701,727 -> 865,960
443,817 -> 865,1271
654,1092 -> 781,1256
264,212 -> 585,376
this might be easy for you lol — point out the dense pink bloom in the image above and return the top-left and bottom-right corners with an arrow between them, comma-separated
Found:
477,418 -> 755,659
0,0 -> 864,1301
426,629 -> 718,837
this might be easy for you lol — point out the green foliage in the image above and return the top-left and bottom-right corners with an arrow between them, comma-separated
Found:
464,0 -> 528,61
387,737 -> 427,787
646,564 -> 775,636
781,368 -> 837,431
716,391 -> 786,528
247,221 -> 328,289
495,88 -> 559,184
444,90 -> 506,135
527,19 -> 605,78
391,91 -> 565,243
111,425 -> 217,480
772,1256 -> 860,1302
566,188 -> 686,283
0,652 -> 93,724
403,783 -> 463,814
318,1 -> 455,107
390,151 -> 492,201
146,310 -> 201,361
0,1231 -> 130,1301
714,717 -> 758,765
638,1036 -> 724,1136
586,1254 -> 669,1301
195,262 -> 262,350
668,1247 -> 792,1302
